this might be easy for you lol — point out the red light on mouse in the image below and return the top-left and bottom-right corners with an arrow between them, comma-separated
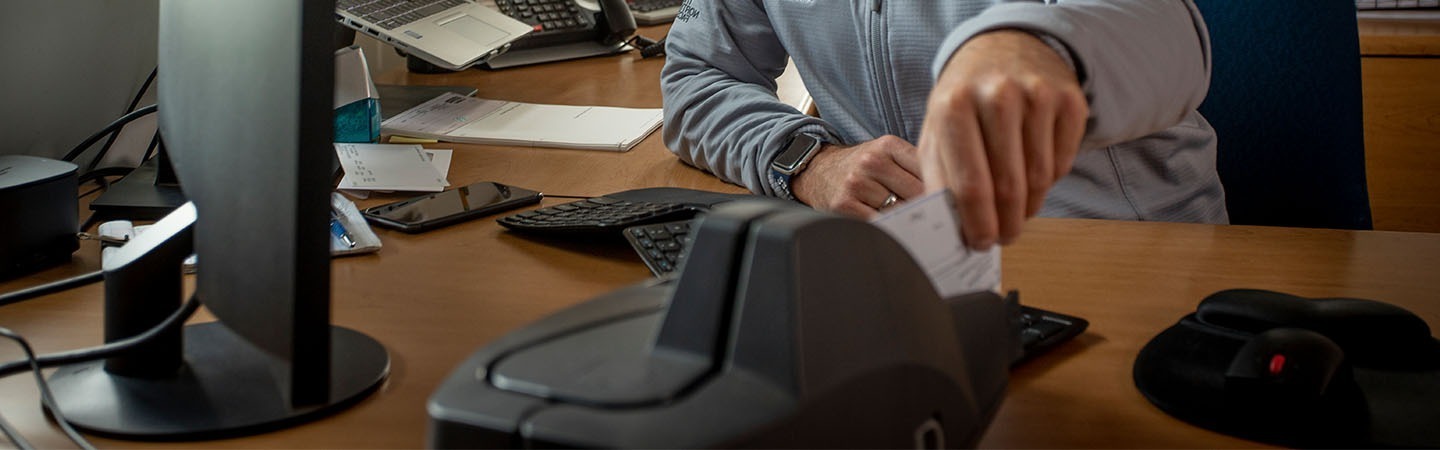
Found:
1268,354 -> 1287,376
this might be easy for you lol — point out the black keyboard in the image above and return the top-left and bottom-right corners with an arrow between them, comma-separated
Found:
497,187 -> 751,234
499,197 -> 696,233
622,219 -> 1089,361
623,220 -> 695,274
628,0 -> 682,25
1014,300 -> 1089,363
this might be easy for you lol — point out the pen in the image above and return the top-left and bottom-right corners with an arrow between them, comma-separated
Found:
330,210 -> 357,248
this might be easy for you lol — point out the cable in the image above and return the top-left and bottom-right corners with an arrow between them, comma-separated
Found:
77,186 -> 104,200
0,271 -> 104,309
541,194 -> 594,200
0,328 -> 94,450
77,214 -> 104,234
0,292 -> 200,380
626,35 -> 666,59
60,104 -> 158,164
140,129 -> 162,163
87,67 -> 158,173
0,408 -> 35,450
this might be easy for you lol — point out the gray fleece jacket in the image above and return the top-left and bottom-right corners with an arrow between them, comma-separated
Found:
660,0 -> 1228,223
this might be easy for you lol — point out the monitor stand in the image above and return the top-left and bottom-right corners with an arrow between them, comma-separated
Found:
47,324 -> 389,440
88,149 -> 187,222
45,204 -> 390,440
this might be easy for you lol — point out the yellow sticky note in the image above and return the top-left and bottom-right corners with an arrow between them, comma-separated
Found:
388,135 -> 438,144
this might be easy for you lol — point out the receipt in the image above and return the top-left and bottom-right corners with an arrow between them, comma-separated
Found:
334,143 -> 450,192
870,190 -> 1001,298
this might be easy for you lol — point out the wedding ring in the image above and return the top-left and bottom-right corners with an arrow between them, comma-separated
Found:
880,193 -> 898,209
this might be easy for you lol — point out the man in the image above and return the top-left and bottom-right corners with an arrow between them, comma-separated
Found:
660,0 -> 1228,250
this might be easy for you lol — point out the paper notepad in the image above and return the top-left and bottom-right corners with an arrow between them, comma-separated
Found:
870,190 -> 1001,298
380,92 -> 663,152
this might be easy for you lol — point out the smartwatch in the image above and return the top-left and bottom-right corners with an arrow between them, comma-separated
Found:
768,133 -> 825,201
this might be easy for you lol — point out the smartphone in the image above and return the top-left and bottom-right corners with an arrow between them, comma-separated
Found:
362,182 -> 542,233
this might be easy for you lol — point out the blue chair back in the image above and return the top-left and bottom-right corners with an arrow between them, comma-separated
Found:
1195,0 -> 1373,229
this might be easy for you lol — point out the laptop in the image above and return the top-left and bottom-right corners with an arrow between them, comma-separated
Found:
336,0 -> 533,71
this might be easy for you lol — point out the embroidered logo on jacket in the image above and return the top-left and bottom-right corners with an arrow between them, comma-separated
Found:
676,0 -> 699,22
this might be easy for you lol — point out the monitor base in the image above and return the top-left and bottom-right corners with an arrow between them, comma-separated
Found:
88,156 -> 187,222
46,322 -> 389,441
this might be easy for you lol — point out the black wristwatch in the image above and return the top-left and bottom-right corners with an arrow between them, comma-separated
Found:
768,133 -> 825,200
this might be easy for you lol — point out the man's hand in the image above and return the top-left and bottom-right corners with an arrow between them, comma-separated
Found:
792,135 -> 925,218
918,29 -> 1089,250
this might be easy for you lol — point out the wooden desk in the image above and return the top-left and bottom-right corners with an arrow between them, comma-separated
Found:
4,42 -> 1440,450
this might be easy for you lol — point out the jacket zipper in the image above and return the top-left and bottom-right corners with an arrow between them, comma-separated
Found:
868,0 -> 905,137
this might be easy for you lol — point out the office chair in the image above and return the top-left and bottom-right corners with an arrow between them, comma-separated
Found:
1194,0 -> 1373,230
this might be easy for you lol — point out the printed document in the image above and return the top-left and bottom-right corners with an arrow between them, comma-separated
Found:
380,92 -> 663,152
334,143 -> 451,192
870,190 -> 1001,298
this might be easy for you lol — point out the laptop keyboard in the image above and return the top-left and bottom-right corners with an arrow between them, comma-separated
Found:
338,0 -> 468,30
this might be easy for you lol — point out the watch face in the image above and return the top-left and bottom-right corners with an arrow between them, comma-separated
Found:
773,134 -> 820,172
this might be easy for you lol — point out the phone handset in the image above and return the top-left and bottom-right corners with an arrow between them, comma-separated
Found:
576,0 -> 637,45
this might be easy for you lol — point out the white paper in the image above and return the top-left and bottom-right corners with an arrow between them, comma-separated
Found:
334,143 -> 449,192
870,190 -> 1001,299
330,192 -> 381,257
102,221 -> 198,273
380,92 -> 663,152
381,93 -> 506,135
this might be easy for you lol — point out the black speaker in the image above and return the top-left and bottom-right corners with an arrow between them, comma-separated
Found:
0,155 -> 79,279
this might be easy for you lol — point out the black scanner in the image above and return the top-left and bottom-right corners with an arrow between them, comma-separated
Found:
428,201 -> 1020,448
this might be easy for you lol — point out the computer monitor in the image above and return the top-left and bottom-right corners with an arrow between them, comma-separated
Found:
45,0 -> 389,440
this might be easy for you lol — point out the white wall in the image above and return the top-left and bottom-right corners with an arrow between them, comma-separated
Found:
0,3 -> 413,168
1,0 -> 160,168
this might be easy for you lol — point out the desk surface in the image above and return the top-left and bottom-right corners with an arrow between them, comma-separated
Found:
4,37 -> 1440,449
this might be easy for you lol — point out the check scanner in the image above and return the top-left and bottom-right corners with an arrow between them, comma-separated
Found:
428,201 -> 1021,448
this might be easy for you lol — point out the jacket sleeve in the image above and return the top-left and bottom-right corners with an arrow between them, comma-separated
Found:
931,0 -> 1212,150
660,0 -> 839,197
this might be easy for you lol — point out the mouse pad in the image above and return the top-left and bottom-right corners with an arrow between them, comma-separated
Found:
1133,289 -> 1440,448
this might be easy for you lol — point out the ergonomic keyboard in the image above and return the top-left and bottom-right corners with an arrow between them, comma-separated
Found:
622,219 -> 1090,361
496,187 -> 752,234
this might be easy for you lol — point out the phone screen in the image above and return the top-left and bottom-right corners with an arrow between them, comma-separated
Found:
366,182 -> 539,226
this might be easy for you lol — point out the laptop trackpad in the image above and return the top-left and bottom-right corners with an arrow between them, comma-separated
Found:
439,15 -> 507,46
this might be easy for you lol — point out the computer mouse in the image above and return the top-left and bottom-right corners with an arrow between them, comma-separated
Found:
1135,289 -> 1440,447
1224,327 -> 1347,401
1196,289 -> 1436,368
